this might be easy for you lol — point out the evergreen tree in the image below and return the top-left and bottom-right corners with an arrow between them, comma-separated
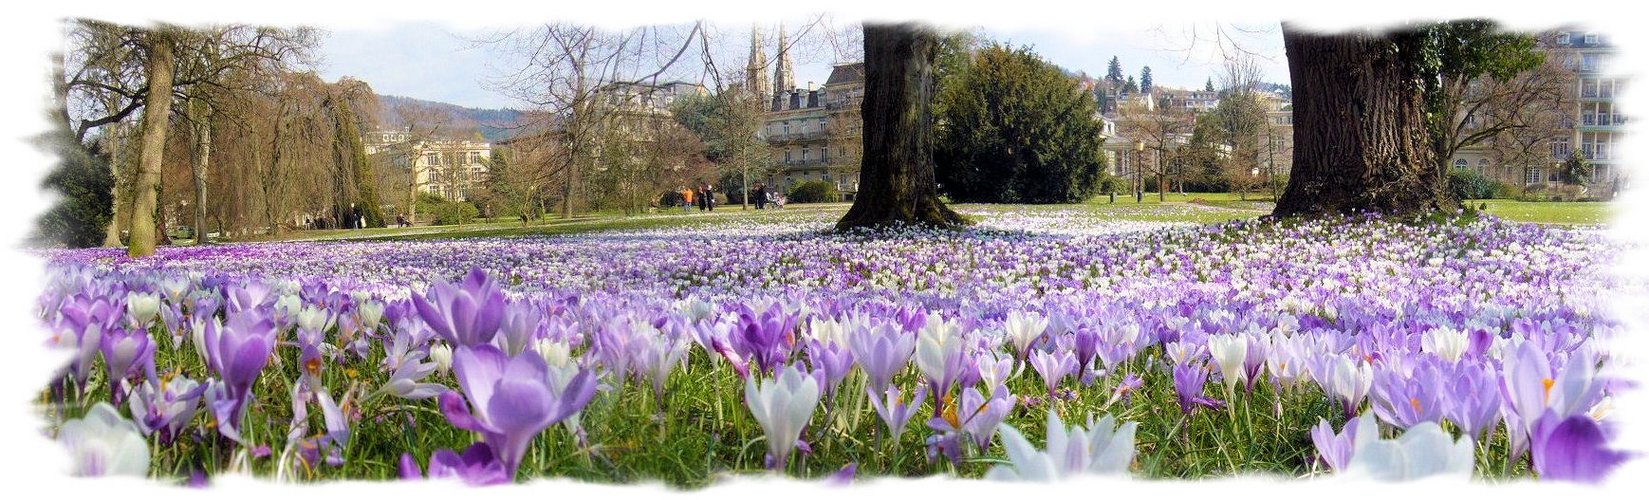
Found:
1123,75 -> 1139,94
1106,56 -> 1124,85
1205,77 -> 1215,92
935,43 -> 1107,203
33,125 -> 114,248
1140,66 -> 1153,94
1559,149 -> 1591,185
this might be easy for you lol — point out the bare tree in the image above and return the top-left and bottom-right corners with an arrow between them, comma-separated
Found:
1118,100 -> 1193,201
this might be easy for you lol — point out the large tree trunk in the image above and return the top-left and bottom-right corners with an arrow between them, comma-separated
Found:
835,23 -> 965,231
128,30 -> 176,258
189,97 -> 211,245
1273,24 -> 1456,218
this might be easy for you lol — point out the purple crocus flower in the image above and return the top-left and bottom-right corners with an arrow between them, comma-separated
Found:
128,374 -> 206,445
850,322 -> 915,395
1029,349 -> 1078,397
440,344 -> 597,475
1370,358 -> 1444,429
1105,373 -> 1143,408
867,385 -> 928,443
1310,417 -> 1358,472
1441,360 -> 1502,441
1531,410 -> 1629,483
412,268 -> 507,348
495,301 -> 543,357
806,339 -> 855,396
99,326 -> 155,390
400,443 -> 512,486
202,311 -> 277,426
1172,362 -> 1224,415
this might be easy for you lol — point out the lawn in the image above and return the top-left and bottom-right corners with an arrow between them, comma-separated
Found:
1467,199 -> 1616,225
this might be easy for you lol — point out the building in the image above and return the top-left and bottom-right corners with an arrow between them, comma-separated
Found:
756,25 -> 865,200
365,129 -> 492,202
1448,29 -> 1627,196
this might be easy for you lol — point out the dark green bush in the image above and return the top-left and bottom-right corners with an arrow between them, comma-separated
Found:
786,180 -> 839,204
1447,168 -> 1502,200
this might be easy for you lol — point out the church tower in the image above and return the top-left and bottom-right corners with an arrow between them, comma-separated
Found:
745,24 -> 771,98
772,22 -> 795,98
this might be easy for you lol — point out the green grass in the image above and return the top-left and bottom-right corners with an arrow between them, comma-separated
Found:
1468,199 -> 1615,225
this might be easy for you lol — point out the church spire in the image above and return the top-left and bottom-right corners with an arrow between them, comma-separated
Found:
773,21 -> 795,97
746,23 -> 771,98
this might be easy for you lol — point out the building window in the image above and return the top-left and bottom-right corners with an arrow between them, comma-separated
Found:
784,150 -> 792,164
801,147 -> 809,162
1526,167 -> 1543,185
426,153 -> 440,166
1551,138 -> 1571,159
783,121 -> 791,135
1452,158 -> 1468,169
818,117 -> 828,131
1585,33 -> 1598,45
1477,159 -> 1490,173
1558,33 -> 1571,45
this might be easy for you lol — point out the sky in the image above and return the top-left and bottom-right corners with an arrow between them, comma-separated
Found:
317,19 -> 1291,110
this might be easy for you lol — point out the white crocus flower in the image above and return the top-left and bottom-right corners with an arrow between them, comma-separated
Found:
744,364 -> 822,469
806,317 -> 850,347
273,294 -> 302,318
916,316 -> 962,386
1328,355 -> 1374,411
1420,327 -> 1468,363
356,301 -> 385,332
1004,310 -> 1049,357
1206,334 -> 1248,391
1343,414 -> 1474,481
57,403 -> 149,477
428,343 -> 454,375
987,410 -> 1137,481
533,338 -> 573,369
296,306 -> 332,334
125,292 -> 161,328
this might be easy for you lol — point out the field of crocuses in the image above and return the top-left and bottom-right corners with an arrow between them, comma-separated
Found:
35,207 -> 1635,486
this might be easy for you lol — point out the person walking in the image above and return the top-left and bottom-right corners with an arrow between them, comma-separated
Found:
703,183 -> 715,212
680,186 -> 694,213
696,184 -> 708,212
753,183 -> 767,210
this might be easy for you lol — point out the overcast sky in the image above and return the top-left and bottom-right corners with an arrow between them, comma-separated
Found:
317,20 -> 1290,110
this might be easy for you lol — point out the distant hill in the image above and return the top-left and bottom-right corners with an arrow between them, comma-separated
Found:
375,95 -> 527,143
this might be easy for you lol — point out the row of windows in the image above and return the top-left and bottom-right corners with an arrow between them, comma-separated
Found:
782,146 -> 832,164
1556,33 -> 1601,46
422,151 -> 487,166
768,117 -> 832,136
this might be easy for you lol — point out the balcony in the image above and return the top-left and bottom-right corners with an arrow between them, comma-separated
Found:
1579,114 -> 1627,127
764,129 -> 829,143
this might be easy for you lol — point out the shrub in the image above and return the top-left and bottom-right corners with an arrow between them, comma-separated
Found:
1446,168 -> 1502,200
787,180 -> 839,204
934,43 -> 1105,203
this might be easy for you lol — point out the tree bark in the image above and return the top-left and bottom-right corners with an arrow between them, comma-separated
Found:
128,29 -> 176,257
102,122 -> 128,247
189,96 -> 211,245
835,23 -> 964,231
1273,24 -> 1457,218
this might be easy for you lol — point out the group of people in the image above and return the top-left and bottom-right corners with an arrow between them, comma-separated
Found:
676,182 -> 785,212
679,183 -> 715,212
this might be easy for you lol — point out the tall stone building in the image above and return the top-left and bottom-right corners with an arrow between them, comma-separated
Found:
1448,29 -> 1627,197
